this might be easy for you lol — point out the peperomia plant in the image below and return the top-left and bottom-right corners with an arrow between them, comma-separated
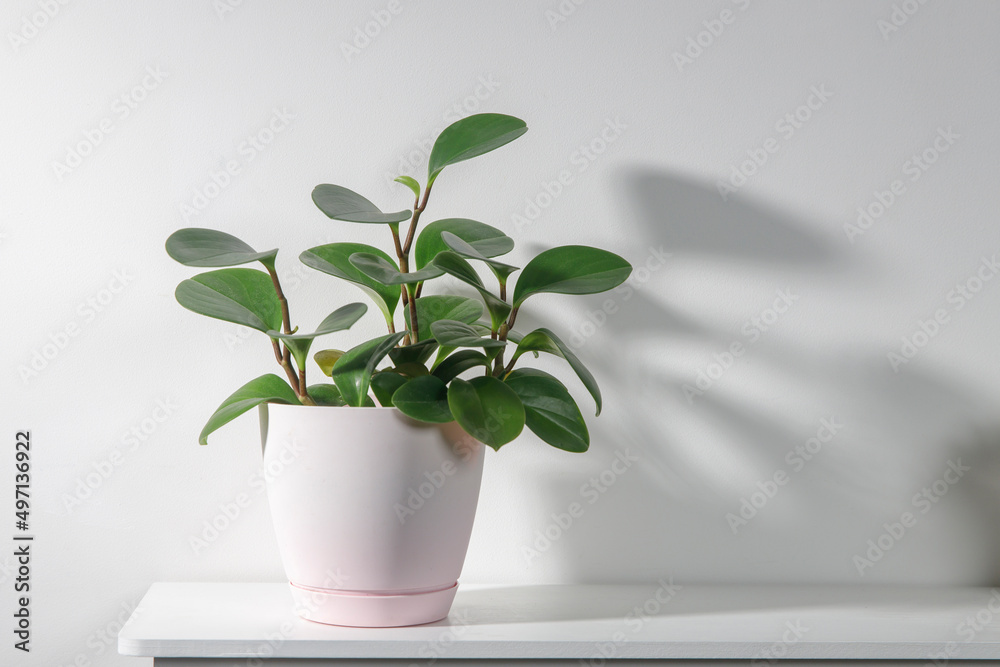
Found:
167,113 -> 632,451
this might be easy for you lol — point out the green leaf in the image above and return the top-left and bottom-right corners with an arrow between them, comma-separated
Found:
414,218 -> 514,270
175,268 -> 282,333
430,320 -> 506,349
371,371 -> 408,407
433,350 -> 489,383
393,375 -> 453,423
349,252 -> 445,285
300,243 -> 400,327
267,303 -> 368,370
512,246 -> 632,307
447,376 -> 525,450
307,383 -> 346,406
330,332 -> 407,407
428,114 -> 528,185
312,184 -> 411,224
512,328 -> 602,415
405,295 -> 483,343
166,228 -> 278,270
431,251 -> 511,330
394,175 -> 421,199
441,231 -> 518,282
505,369 -> 589,453
388,339 -> 438,366
199,374 -> 299,445
314,349 -> 344,376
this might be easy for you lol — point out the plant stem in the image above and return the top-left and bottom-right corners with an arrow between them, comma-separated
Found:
266,266 -> 303,394
297,368 -> 315,405
401,182 -> 432,255
272,338 -> 300,393
266,267 -> 293,335
406,283 -> 419,343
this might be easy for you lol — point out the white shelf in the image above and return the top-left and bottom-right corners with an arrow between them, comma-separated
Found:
118,582 -> 1000,661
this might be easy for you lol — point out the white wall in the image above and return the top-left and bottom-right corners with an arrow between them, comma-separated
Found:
3,1 -> 1000,665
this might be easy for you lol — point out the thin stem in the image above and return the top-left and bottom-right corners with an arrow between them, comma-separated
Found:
406,284 -> 419,343
502,306 -> 519,341
272,338 -> 300,393
401,182 -> 433,256
266,267 -> 293,334
297,368 -> 315,405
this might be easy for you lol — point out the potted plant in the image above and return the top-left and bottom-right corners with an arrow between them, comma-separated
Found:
166,113 -> 633,627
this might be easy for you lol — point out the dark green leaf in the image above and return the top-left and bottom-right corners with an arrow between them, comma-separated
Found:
199,374 -> 299,445
312,184 -> 410,224
414,218 -> 514,270
428,114 -> 528,184
505,369 -> 589,452
371,372 -> 408,407
166,228 -> 277,269
433,350 -> 489,383
512,328 -> 602,415
349,252 -> 444,285
430,320 -> 506,349
267,303 -> 368,370
431,251 -> 511,330
512,246 -> 632,307
447,376 -> 525,450
175,268 -> 282,333
307,383 -> 346,406
300,243 -> 400,327
405,295 -> 483,342
388,339 -> 438,366
441,231 -> 518,281
330,332 -> 407,407
393,375 -> 453,423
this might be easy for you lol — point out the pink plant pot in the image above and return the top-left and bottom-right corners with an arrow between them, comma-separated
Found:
260,404 -> 484,627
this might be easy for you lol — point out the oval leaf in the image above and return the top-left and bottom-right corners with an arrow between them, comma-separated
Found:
199,374 -> 300,445
441,231 -> 518,281
300,243 -> 400,326
430,320 -> 506,349
447,376 -> 525,450
267,303 -> 367,370
307,383 -> 346,406
414,218 -> 514,270
512,327 -> 602,416
512,246 -> 632,307
175,268 -> 282,333
393,375 -> 454,423
433,349 -> 489,383
431,251 -> 511,330
312,184 -> 411,224
388,338 -> 438,366
330,332 -> 407,406
371,371 -> 408,407
505,369 -> 589,453
406,295 -> 483,343
349,252 -> 444,285
166,228 -> 277,269
394,175 -> 421,199
314,349 -> 344,376
428,114 -> 528,184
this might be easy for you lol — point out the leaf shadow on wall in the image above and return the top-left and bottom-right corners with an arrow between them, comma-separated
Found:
514,165 -> 1000,589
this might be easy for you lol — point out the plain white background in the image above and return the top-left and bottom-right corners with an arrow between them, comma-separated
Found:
3,1 -> 1000,665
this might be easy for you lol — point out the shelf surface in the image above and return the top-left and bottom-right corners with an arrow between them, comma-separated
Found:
118,582 -> 1000,660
